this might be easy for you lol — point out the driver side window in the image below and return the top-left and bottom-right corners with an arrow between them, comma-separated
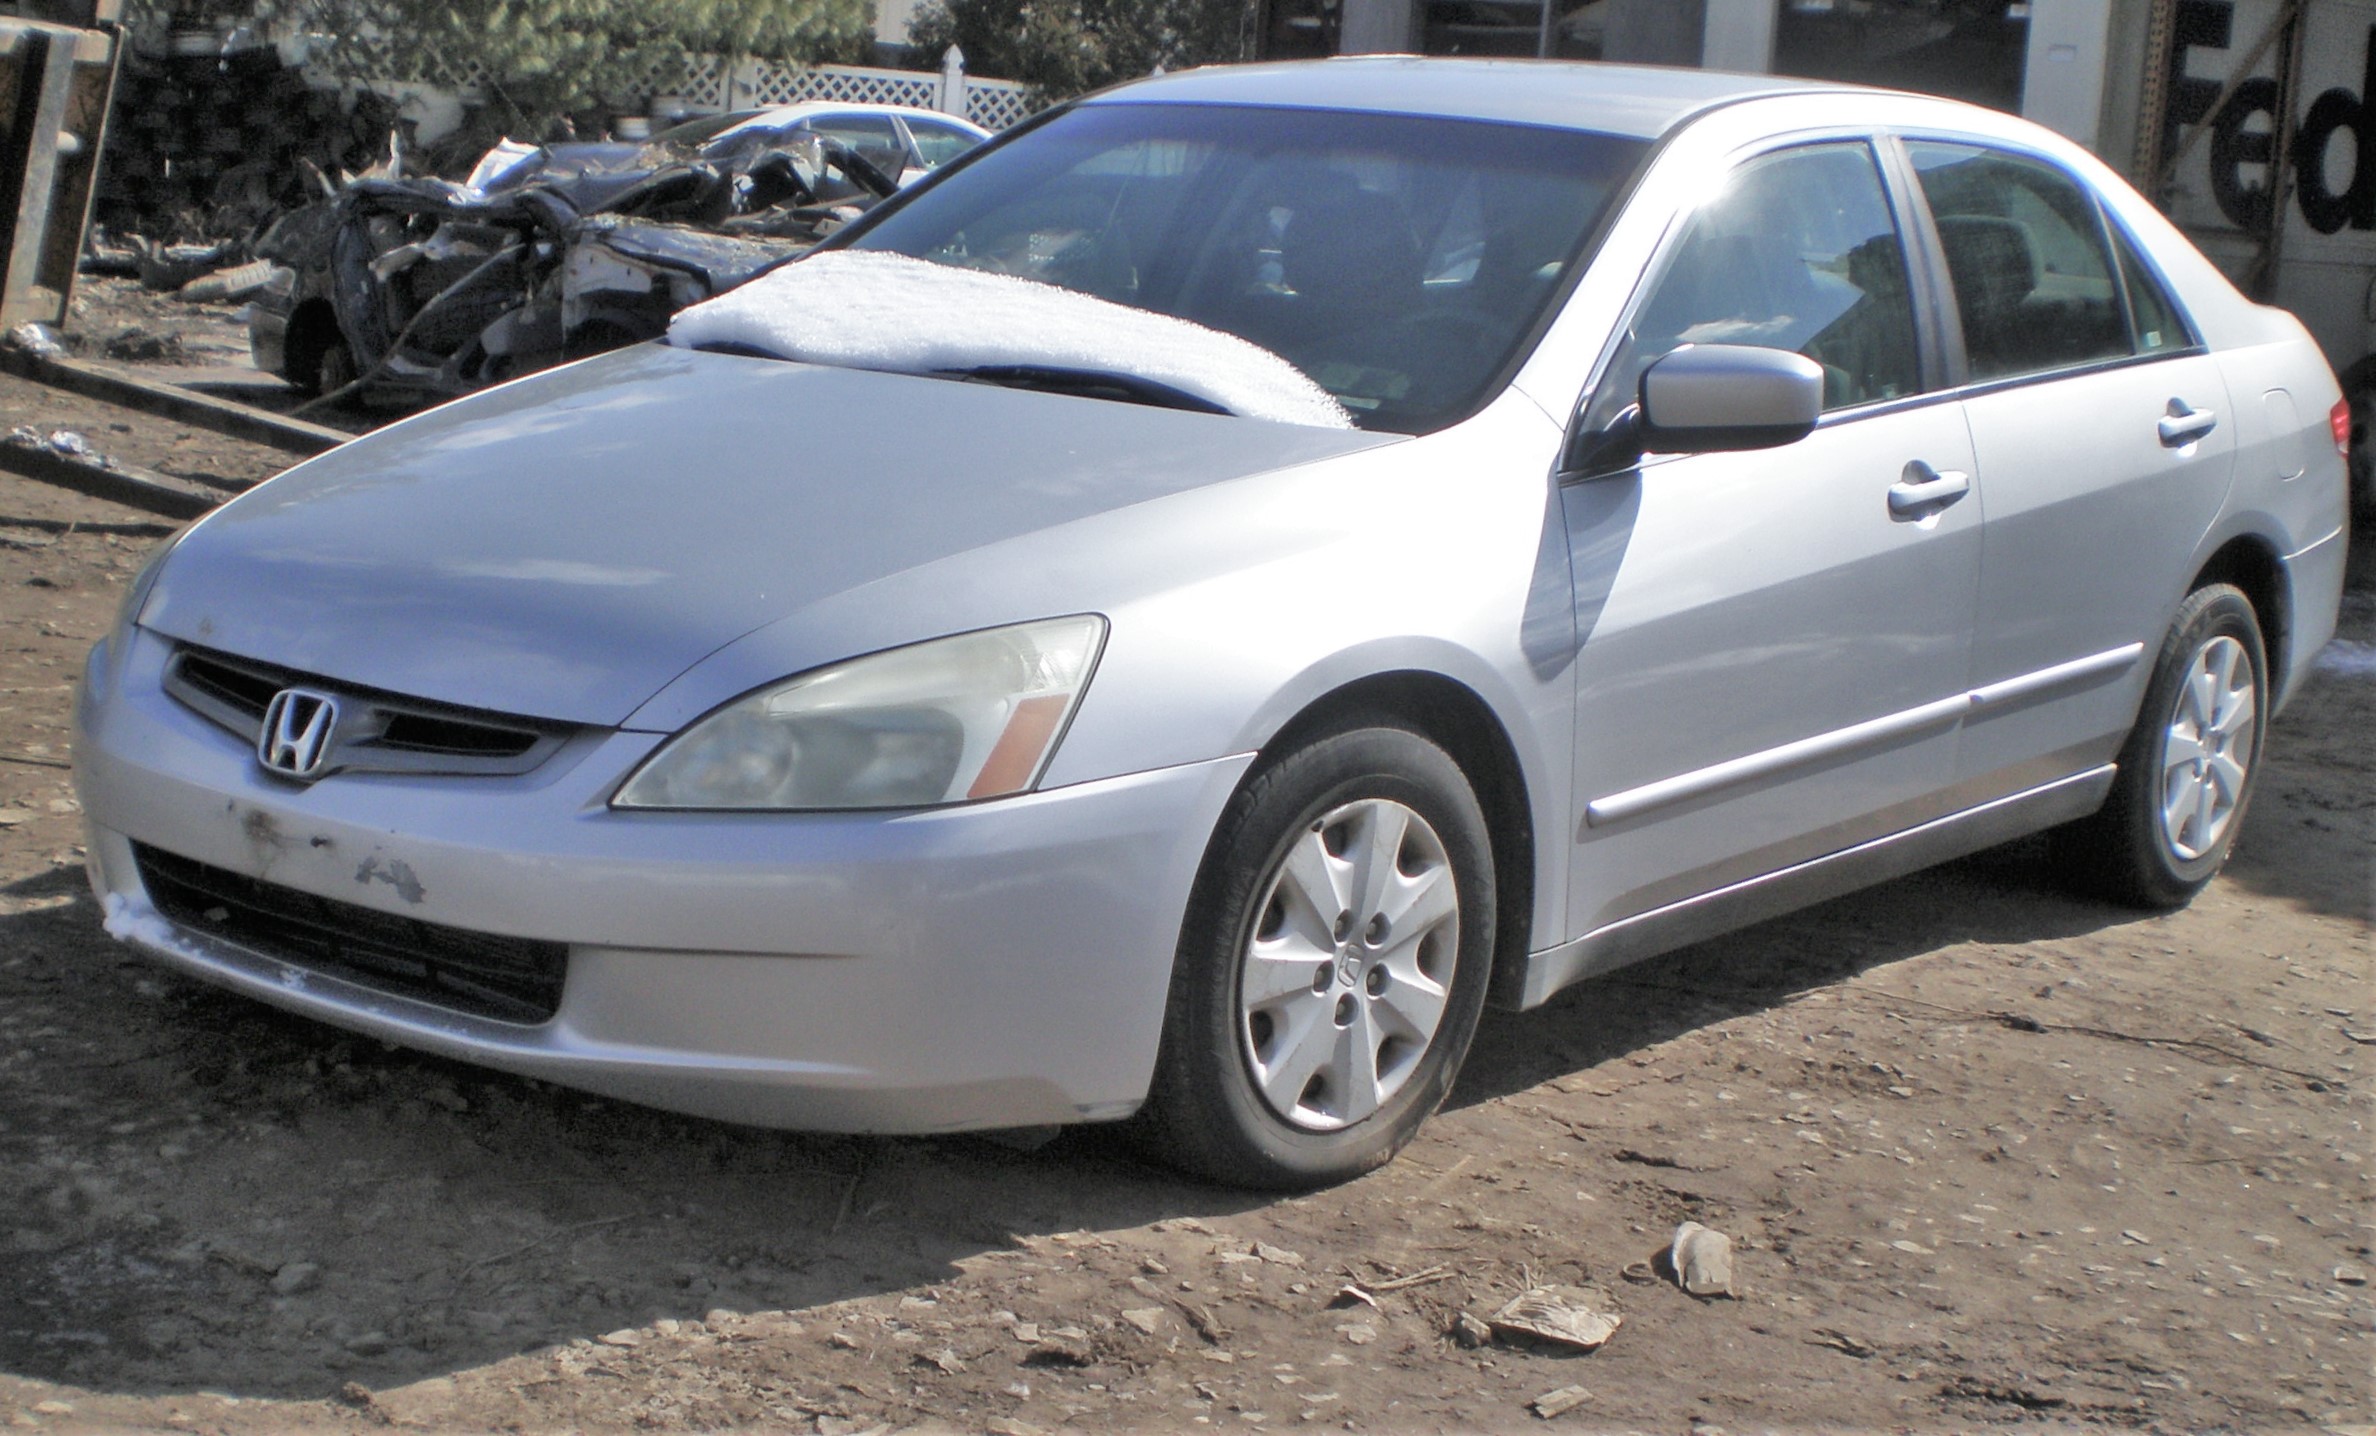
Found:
1588,142 -> 1921,439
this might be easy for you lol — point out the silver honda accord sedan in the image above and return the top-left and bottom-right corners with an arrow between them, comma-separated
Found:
75,59 -> 2347,1188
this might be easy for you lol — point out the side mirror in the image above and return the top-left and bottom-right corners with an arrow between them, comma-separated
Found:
1638,344 -> 1823,453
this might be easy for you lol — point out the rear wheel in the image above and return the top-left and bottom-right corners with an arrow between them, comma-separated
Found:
2051,584 -> 2266,908
1138,725 -> 1494,1189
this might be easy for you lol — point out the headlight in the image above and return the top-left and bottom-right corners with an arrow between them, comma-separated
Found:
613,615 -> 1107,811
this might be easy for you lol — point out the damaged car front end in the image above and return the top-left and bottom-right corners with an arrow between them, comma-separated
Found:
249,131 -> 905,407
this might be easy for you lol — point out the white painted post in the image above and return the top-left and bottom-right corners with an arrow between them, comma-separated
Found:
2021,0 -> 2114,153
938,45 -> 967,117
1700,0 -> 1778,74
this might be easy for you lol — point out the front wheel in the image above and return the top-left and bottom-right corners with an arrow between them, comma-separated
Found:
1137,726 -> 1495,1189
2051,583 -> 2267,908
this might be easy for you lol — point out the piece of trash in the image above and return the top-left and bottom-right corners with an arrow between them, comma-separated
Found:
1671,1221 -> 1738,1298
1890,1239 -> 1934,1256
7,321 -> 62,359
1328,1283 -> 1378,1310
1490,1286 -> 1622,1350
1254,1241 -> 1305,1266
1619,1260 -> 1657,1284
178,258 -> 277,304
2344,1030 -> 2376,1045
1529,1385 -> 1592,1420
1808,1328 -> 1875,1357
2120,1230 -> 2150,1245
2334,1264 -> 2369,1286
1451,1311 -> 1492,1348
45,430 -> 91,459
1120,1307 -> 1164,1335
920,1347 -> 965,1374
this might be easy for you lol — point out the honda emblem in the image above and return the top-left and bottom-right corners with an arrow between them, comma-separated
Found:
258,689 -> 338,779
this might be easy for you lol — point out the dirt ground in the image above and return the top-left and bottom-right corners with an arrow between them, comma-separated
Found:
0,356 -> 2368,1434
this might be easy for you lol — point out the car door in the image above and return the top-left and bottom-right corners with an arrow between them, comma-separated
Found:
1561,139 -> 1984,940
1903,141 -> 2240,797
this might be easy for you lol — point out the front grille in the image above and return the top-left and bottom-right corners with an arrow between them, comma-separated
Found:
133,843 -> 566,1024
164,646 -> 566,777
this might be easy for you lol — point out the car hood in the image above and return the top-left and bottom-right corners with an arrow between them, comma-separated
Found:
139,344 -> 1395,727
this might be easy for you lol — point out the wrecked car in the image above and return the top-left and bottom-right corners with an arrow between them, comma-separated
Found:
249,105 -> 984,405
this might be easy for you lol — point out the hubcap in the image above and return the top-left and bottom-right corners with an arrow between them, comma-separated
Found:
2159,633 -> 2256,862
1238,798 -> 1459,1132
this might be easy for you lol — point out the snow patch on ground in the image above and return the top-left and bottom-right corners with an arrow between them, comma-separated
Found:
2313,638 -> 2376,678
669,251 -> 1354,429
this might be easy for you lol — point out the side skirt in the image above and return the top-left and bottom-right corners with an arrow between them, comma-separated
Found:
1508,765 -> 2116,1010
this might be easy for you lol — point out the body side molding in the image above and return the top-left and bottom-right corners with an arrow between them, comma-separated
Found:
1584,643 -> 2144,828
1522,764 -> 2116,1009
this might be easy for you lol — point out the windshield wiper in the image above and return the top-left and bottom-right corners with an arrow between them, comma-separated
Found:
941,364 -> 1232,416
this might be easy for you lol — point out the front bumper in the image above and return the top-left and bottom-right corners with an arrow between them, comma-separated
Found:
75,626 -> 1251,1132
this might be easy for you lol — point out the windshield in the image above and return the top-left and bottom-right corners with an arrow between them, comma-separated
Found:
847,102 -> 1646,433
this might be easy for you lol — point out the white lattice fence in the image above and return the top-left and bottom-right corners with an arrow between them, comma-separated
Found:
964,82 -> 1037,131
670,53 -> 733,111
736,59 -> 939,110
722,59 -> 1035,128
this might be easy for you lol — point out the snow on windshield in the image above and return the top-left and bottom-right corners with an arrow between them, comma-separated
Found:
666,251 -> 1354,428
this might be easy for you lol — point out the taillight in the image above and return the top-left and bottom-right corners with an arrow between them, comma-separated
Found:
2332,396 -> 2353,457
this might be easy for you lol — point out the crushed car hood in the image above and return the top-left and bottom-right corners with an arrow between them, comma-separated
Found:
139,344 -> 1394,727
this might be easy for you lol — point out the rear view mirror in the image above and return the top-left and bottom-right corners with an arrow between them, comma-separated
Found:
1639,344 -> 1823,453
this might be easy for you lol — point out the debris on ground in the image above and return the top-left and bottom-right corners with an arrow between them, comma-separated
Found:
1451,1311 -> 1494,1348
1489,1287 -> 1624,1351
98,325 -> 184,363
132,238 -> 238,293
1670,1221 -> 1737,1298
1530,1384 -> 1594,1419
7,322 -> 63,360
177,260 -> 278,306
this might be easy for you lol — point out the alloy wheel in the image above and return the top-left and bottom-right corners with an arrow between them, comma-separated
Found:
2159,633 -> 2257,862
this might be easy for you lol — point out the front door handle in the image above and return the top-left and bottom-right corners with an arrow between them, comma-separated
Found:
2158,399 -> 2218,447
1888,460 -> 1970,519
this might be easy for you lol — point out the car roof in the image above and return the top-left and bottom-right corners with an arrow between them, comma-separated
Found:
1087,56 -> 1846,141
719,101 -> 991,135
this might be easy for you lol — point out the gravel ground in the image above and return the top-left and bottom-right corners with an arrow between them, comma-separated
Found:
0,375 -> 2366,1434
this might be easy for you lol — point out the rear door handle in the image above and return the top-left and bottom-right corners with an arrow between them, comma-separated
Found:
1888,460 -> 1970,519
2158,399 -> 2217,447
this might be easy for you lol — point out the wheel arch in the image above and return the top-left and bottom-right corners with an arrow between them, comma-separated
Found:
1239,669 -> 1540,1011
279,297 -> 343,391
2187,531 -> 2289,702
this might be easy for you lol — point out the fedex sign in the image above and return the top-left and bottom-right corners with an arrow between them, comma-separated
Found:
2166,0 -> 2375,234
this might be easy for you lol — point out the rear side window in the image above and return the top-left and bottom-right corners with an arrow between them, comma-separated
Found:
1595,140 -> 1921,425
1907,142 -> 2130,381
2110,223 -> 2190,355
907,118 -> 980,168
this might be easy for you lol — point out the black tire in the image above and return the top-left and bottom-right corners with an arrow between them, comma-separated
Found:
2051,584 -> 2268,909
1136,725 -> 1495,1190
